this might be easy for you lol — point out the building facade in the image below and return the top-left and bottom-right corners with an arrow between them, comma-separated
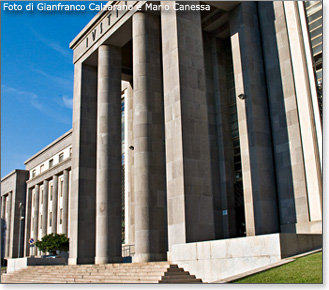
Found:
1,170 -> 29,259
23,131 -> 72,257
2,1 -> 322,271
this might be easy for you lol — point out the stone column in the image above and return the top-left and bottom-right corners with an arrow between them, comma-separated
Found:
132,12 -> 167,262
1,196 -> 5,219
51,176 -> 58,234
257,1 -> 310,232
230,2 -> 279,236
62,170 -> 69,237
41,180 -> 48,237
32,185 -> 39,256
1,196 -> 5,257
283,1 -> 322,223
5,192 -> 12,258
161,1 -> 215,250
24,188 -> 32,257
70,62 -> 97,265
95,45 -> 122,264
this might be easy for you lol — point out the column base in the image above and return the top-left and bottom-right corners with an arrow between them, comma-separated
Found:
68,258 -> 77,265
132,253 -> 167,263
95,256 -> 123,264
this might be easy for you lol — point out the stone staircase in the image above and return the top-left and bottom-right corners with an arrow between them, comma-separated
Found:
1,262 -> 202,284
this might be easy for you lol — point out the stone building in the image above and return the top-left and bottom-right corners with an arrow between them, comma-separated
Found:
22,131 -> 72,257
2,0 -> 322,281
1,170 -> 29,259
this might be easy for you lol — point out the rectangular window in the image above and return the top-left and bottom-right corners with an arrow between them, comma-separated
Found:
59,153 -> 64,163
69,147 -> 72,157
49,212 -> 52,227
60,180 -> 64,197
60,209 -> 63,225
40,164 -> 44,173
50,185 -> 53,201
40,189 -> 43,204
32,170 -> 36,178
49,159 -> 53,168
40,215 -> 43,229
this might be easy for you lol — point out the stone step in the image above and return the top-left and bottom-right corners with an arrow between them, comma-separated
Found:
24,263 -> 169,268
2,275 -> 162,283
161,275 -> 196,280
27,266 -> 169,272
158,263 -> 202,283
2,262 -> 203,284
164,270 -> 190,276
22,267 -> 169,273
159,279 -> 203,283
2,272 -> 162,279
21,270 -> 168,276
25,263 -> 170,269
11,273 -> 164,280
2,277 -> 161,284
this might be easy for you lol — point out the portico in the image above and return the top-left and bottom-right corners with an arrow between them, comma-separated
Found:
67,0 -> 322,266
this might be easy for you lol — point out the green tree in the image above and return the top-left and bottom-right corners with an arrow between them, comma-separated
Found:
35,233 -> 69,256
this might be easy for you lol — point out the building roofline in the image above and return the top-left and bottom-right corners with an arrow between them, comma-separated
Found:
24,129 -> 73,166
69,1 -> 115,49
1,169 -> 29,182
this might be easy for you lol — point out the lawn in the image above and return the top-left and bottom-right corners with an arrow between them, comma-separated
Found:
233,251 -> 322,284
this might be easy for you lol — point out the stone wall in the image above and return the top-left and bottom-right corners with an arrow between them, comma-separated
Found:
168,233 -> 322,282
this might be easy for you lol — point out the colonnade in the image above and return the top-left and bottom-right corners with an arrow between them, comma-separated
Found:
0,0 -> 323,267
1,193 -> 12,258
24,169 -> 70,257
69,1 -> 322,265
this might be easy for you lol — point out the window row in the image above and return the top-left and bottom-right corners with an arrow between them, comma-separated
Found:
37,209 -> 64,230
31,147 -> 72,179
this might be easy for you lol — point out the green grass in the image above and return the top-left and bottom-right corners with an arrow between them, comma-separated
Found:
232,251 -> 322,284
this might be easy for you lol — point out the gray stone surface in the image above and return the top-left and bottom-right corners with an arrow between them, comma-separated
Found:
24,188 -> 32,257
5,192 -> 12,258
169,233 -> 322,282
258,1 -> 310,232
51,176 -> 58,234
230,2 -> 279,236
1,170 -> 29,258
41,180 -> 48,237
7,257 -> 67,273
1,196 -> 5,219
283,1 -> 322,222
62,169 -> 69,236
132,12 -> 167,262
27,159 -> 71,188
95,45 -> 122,264
161,1 -> 215,249
32,185 -> 39,255
70,62 -> 98,265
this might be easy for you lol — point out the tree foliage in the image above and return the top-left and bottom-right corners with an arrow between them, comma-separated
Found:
35,233 -> 69,255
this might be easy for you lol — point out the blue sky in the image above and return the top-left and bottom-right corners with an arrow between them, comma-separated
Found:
1,1 -> 106,177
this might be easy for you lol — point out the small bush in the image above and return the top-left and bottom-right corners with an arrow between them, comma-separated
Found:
35,233 -> 69,255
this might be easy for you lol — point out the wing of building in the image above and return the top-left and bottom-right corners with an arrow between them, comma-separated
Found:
1,1 -> 322,281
